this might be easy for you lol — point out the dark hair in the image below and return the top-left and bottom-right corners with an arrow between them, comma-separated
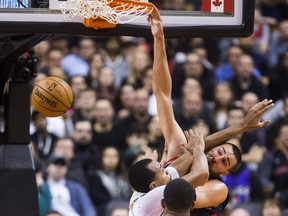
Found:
99,145 -> 126,176
227,105 -> 245,116
164,179 -> 196,212
214,81 -> 235,110
128,158 -> 155,193
127,123 -> 148,137
31,110 -> 43,122
226,142 -> 242,173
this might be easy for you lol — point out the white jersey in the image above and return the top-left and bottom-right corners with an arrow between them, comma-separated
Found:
129,166 -> 180,216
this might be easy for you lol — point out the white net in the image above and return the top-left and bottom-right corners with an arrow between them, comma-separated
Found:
60,0 -> 154,25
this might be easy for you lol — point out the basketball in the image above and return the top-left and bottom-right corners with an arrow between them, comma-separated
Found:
31,76 -> 73,117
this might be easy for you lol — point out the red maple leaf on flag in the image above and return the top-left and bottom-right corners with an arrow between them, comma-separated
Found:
212,0 -> 222,7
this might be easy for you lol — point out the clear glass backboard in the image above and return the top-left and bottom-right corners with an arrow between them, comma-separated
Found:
0,0 -> 255,38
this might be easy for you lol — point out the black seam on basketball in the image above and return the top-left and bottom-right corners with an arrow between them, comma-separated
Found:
47,77 -> 73,105
36,84 -> 70,109
32,94 -> 67,113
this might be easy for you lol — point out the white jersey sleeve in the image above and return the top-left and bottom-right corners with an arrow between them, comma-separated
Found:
129,166 -> 180,216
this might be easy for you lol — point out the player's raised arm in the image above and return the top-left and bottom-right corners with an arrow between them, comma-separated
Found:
204,99 -> 274,151
149,8 -> 186,161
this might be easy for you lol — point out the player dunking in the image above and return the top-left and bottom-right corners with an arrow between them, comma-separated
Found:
128,7 -> 274,216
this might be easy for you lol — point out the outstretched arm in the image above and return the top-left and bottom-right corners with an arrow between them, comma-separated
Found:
149,9 -> 274,162
204,99 -> 273,151
149,8 -> 186,162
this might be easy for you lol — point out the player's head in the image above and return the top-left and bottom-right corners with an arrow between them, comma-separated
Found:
128,159 -> 171,193
206,143 -> 242,176
161,178 -> 196,215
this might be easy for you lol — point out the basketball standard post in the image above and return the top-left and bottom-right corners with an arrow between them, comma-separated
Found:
0,35 -> 52,216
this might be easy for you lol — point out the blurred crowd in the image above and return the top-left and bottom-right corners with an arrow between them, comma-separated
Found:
30,0 -> 288,215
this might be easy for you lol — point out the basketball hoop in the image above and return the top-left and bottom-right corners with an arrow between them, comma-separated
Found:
60,0 -> 155,29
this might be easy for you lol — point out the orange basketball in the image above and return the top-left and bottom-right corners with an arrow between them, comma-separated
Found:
31,76 -> 73,117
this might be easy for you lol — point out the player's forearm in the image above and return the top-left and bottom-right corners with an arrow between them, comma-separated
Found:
152,35 -> 171,97
204,123 -> 246,151
182,150 -> 209,188
170,151 -> 194,177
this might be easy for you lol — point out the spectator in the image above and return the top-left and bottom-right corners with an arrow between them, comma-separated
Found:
192,46 -> 215,72
223,106 -> 267,205
46,111 -> 75,138
124,123 -> 152,169
226,106 -> 265,166
237,36 -> 269,80
227,54 -> 269,101
140,67 -> 158,116
172,77 -> 207,107
172,77 -> 211,115
172,52 -> 215,101
88,146 -> 132,215
174,92 -> 215,133
216,45 -> 244,83
269,50 -> 288,101
191,119 -> 210,138
241,92 -> 266,146
253,7 -> 271,56
34,40 -> 51,69
68,75 -> 89,100
72,88 -> 97,123
96,66 -> 117,103
147,116 -> 164,155
92,99 -> 121,149
222,163 -> 254,207
266,95 -> 288,150
30,111 -> 58,160
41,48 -> 66,80
103,37 -> 130,89
118,88 -> 153,148
241,92 -> 273,194
52,137 -> 88,188
261,199 -> 282,216
62,37 -> 97,77
122,49 -> 151,90
36,164 -> 52,216
210,81 -> 235,131
115,84 -> 135,119
45,154 -> 97,216
229,207 -> 251,216
72,120 -> 98,173
87,53 -> 105,90
271,124 -> 288,197
268,20 -> 288,69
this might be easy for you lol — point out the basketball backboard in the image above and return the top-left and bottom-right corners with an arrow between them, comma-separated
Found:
0,0 -> 255,38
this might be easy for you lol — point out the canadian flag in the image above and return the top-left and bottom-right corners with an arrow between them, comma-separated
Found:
202,0 -> 233,13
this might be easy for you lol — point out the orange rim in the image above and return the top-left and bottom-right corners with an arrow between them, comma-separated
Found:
84,0 -> 155,29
